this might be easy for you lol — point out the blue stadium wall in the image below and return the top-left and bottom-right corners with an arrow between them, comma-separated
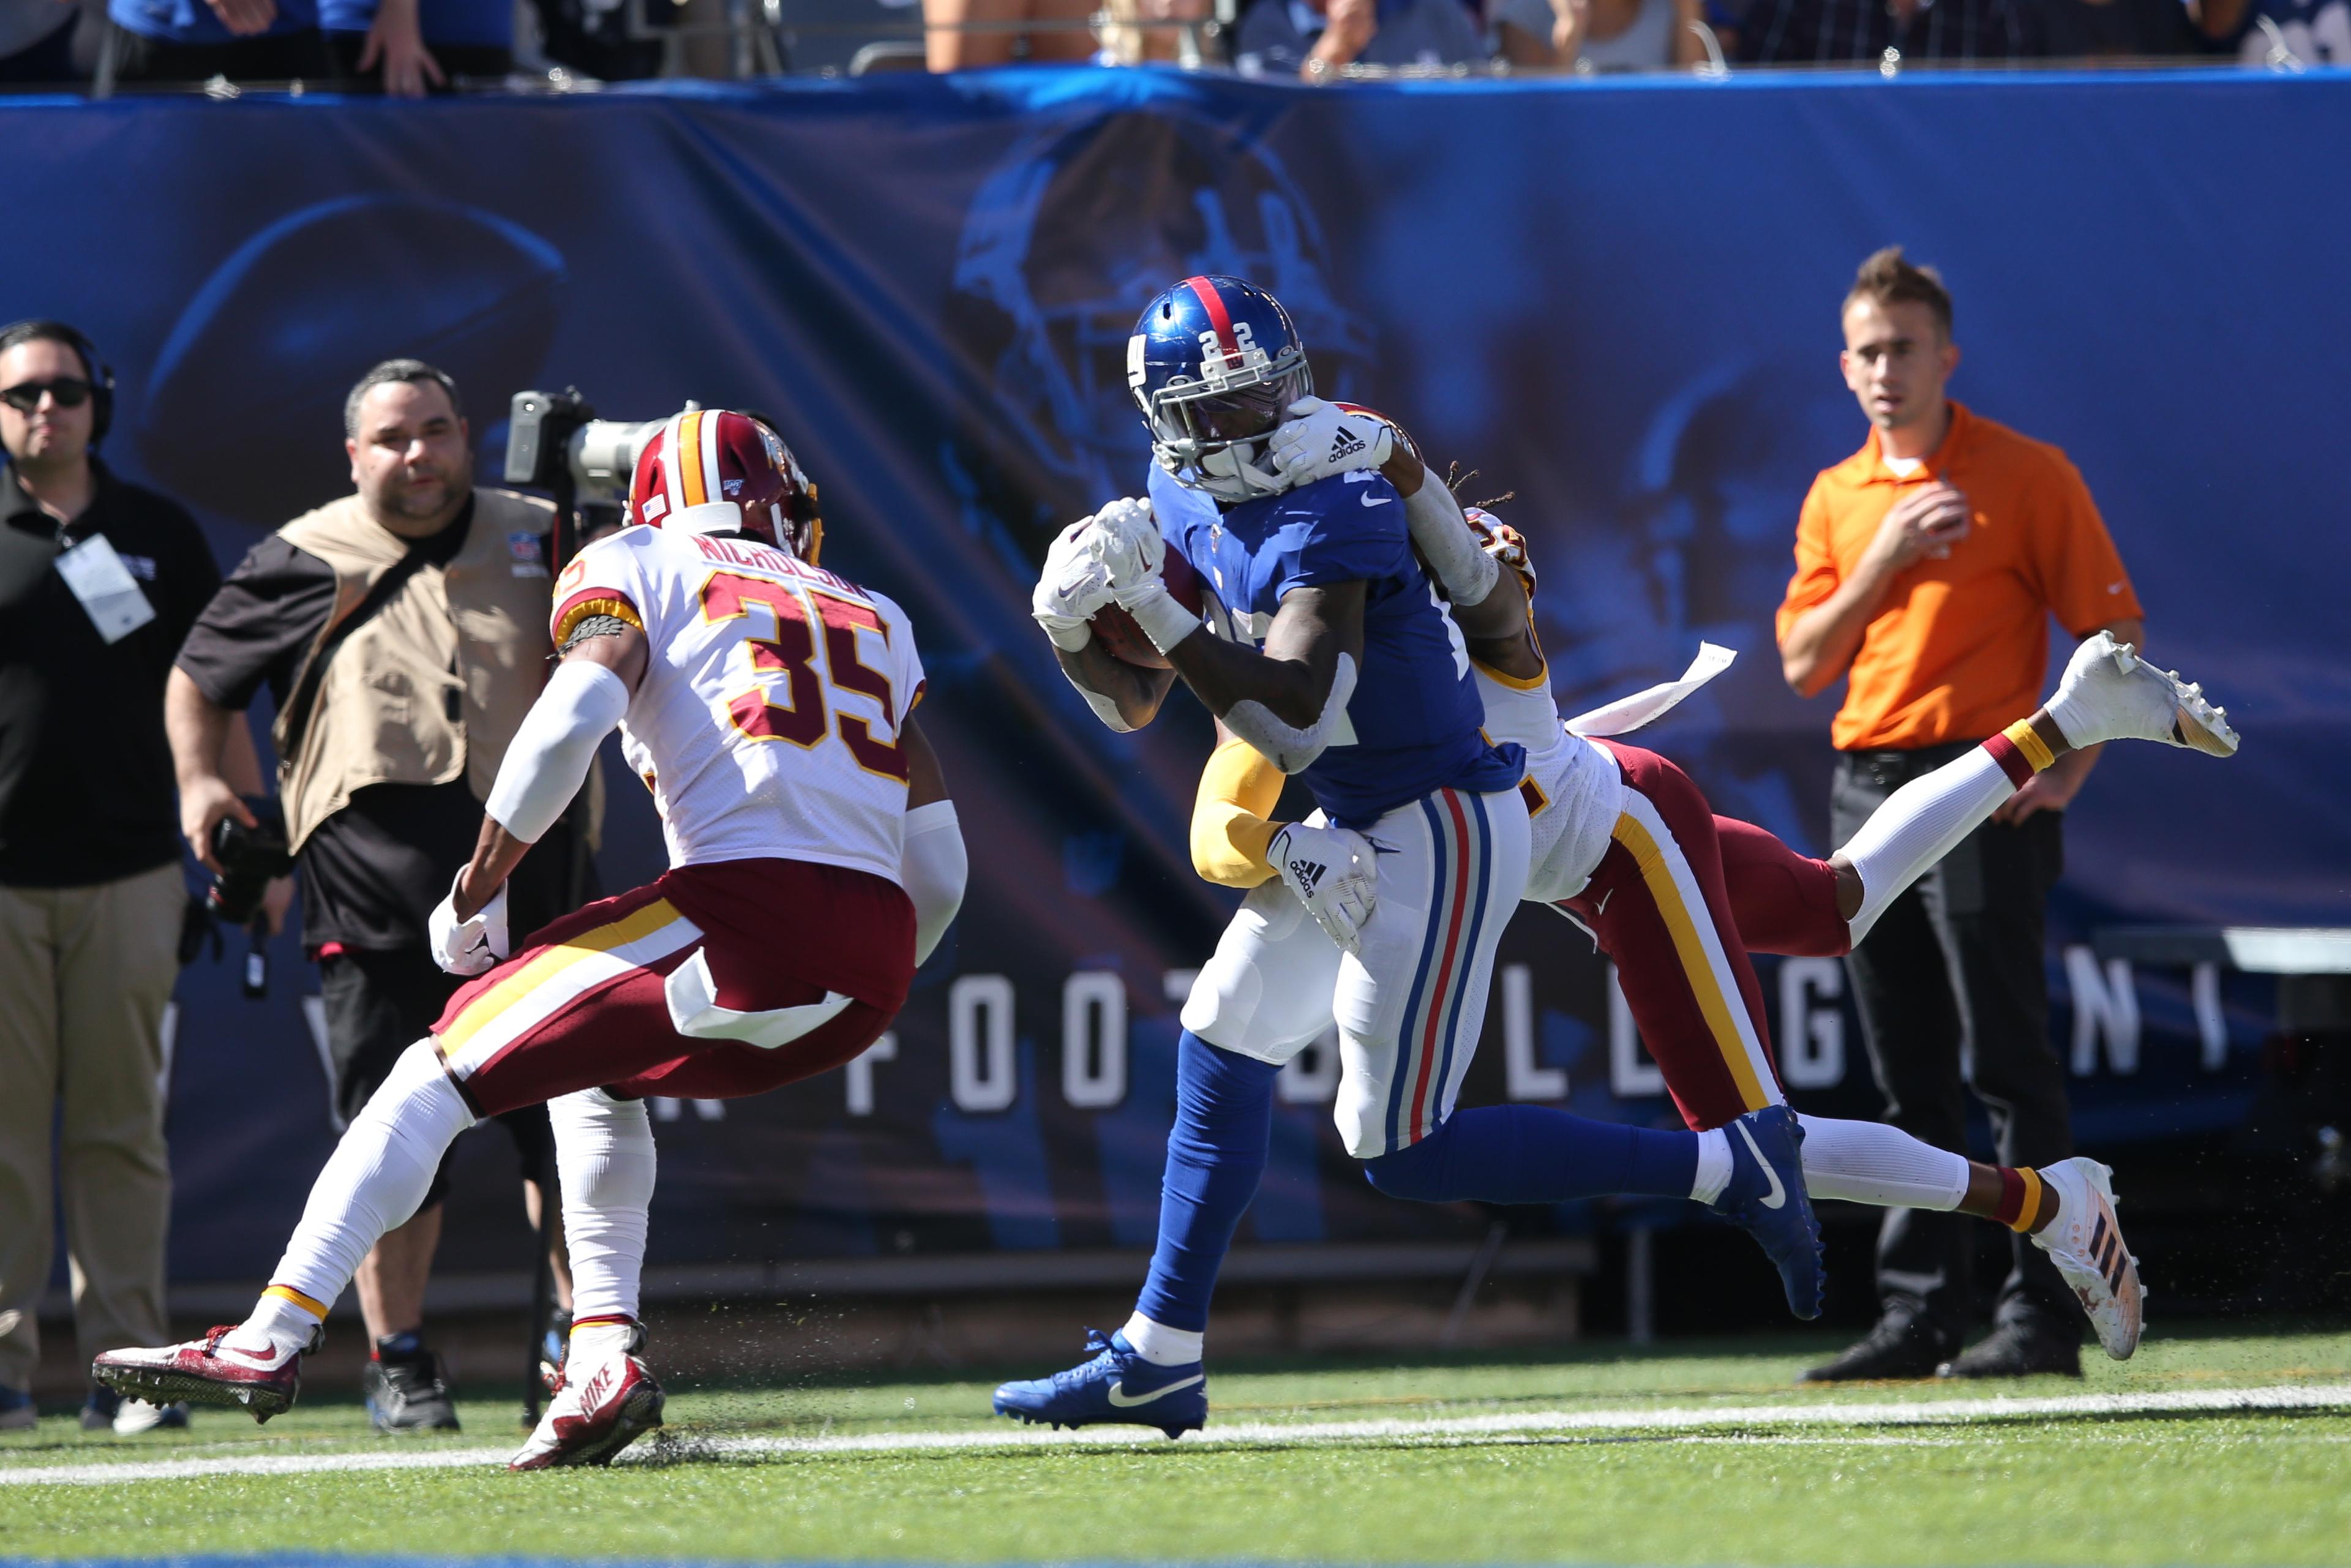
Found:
7,69 -> 2344,1286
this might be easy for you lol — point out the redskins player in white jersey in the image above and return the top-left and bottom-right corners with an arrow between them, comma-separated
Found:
97,411 -> 968,1468
1181,399 -> 2240,1357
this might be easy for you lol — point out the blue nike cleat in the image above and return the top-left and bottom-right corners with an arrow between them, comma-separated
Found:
991,1329 -> 1206,1438
1713,1105 -> 1826,1320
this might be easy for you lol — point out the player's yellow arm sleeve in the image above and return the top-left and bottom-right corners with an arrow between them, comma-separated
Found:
1191,737 -> 1288,888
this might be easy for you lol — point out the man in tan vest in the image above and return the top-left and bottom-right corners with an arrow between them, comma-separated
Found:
165,360 -> 589,1433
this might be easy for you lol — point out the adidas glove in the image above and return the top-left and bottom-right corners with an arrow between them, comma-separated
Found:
1269,820 -> 1379,956
429,870 -> 510,976
1032,519 -> 1115,651
1268,398 -> 1395,489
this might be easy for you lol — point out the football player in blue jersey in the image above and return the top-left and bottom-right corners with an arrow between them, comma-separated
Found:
1000,276 -> 1828,1438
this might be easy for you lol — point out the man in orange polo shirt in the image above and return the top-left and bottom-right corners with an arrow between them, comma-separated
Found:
1777,248 -> 2145,1381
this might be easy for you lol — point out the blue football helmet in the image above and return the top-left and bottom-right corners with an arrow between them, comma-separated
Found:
1128,275 -> 1313,501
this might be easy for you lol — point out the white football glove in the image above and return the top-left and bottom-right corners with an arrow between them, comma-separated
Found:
1032,520 -> 1116,651
1269,820 -> 1379,956
1087,496 -> 1163,590
1267,398 -> 1395,489
429,871 -> 510,977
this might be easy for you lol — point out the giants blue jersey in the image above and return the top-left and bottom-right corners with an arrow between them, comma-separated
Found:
1147,465 -> 1523,828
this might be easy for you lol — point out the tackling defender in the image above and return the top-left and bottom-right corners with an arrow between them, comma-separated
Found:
1198,395 -> 2238,1368
1002,276 -> 1834,1439
96,411 -> 968,1469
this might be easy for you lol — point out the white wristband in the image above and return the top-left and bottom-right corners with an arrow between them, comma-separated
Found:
1114,580 -> 1202,655
482,660 -> 630,844
1039,615 -> 1095,653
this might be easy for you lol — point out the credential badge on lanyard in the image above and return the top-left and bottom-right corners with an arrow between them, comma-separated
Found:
54,533 -> 157,645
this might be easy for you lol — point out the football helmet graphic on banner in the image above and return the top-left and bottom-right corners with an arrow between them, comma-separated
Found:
628,408 -> 823,563
947,108 -> 1374,516
1130,275 -> 1312,502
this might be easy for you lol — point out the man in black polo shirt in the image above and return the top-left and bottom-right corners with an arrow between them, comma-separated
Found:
167,361 -> 582,1435
0,320 -> 252,1435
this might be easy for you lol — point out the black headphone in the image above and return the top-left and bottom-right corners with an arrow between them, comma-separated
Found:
0,319 -> 115,446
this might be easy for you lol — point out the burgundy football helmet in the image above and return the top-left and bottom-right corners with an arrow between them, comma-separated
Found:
628,408 -> 823,563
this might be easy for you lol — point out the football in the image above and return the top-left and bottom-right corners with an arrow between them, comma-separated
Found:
1088,547 -> 1205,670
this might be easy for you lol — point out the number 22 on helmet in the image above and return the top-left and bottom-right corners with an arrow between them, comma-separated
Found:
1127,275 -> 1311,503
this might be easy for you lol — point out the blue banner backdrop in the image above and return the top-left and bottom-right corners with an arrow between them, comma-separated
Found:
6,69 -> 2344,1286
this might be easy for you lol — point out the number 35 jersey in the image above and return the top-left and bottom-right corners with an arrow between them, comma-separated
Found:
549,525 -> 924,885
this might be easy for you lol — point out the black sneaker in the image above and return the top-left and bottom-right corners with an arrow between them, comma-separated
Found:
80,1384 -> 119,1432
1937,1320 -> 2083,1380
0,1384 -> 34,1432
84,1384 -> 190,1435
1799,1315 -> 1955,1382
363,1341 -> 462,1434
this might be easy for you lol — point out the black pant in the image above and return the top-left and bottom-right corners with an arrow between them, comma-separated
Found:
1833,742 -> 2076,1345
105,25 -> 340,84
318,945 -> 553,1212
322,31 -> 514,87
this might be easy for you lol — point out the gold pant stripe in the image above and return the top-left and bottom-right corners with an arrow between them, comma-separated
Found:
438,898 -> 684,1056
1611,809 -> 1772,1112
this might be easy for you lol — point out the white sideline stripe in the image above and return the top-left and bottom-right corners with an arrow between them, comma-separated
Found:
5,1382 -> 2346,1488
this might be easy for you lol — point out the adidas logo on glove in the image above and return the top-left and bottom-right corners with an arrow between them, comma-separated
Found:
1288,857 -> 1325,895
1329,429 -> 1367,463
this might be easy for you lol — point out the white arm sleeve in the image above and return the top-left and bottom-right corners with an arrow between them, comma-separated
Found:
1402,476 -> 1499,606
482,660 -> 631,844
902,800 -> 968,965
1222,653 -> 1359,775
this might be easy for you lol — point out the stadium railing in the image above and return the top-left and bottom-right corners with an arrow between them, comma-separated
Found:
40,0 -> 2321,96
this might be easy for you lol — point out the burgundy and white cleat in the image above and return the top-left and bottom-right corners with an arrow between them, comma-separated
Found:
93,1327 -> 310,1424
508,1350 -> 665,1471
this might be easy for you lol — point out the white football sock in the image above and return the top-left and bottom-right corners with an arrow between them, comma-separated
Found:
228,1291 -> 326,1360
1795,1114 -> 1969,1209
1121,1311 -> 1204,1367
244,1041 -> 474,1349
569,1319 -> 637,1366
1689,1128 -> 1733,1206
1836,746 -> 2018,944
550,1087 -> 657,1325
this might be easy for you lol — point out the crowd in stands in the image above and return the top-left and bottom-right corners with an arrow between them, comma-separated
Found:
0,0 -> 2340,92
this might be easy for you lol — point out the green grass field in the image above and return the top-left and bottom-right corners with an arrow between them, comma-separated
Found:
3,1327 -> 2346,1564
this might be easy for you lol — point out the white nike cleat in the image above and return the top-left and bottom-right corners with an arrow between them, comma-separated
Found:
93,1325 -> 315,1424
2045,632 -> 2238,757
508,1348 -> 664,1470
2031,1157 -> 2143,1360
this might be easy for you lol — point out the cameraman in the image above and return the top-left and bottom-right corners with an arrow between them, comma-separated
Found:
165,359 -> 591,1434
0,320 -> 256,1435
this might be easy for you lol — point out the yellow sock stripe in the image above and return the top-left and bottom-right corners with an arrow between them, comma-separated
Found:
438,898 -> 684,1055
2009,1166 -> 2047,1232
1610,811 -> 1771,1112
264,1284 -> 329,1321
2004,719 -> 2056,773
